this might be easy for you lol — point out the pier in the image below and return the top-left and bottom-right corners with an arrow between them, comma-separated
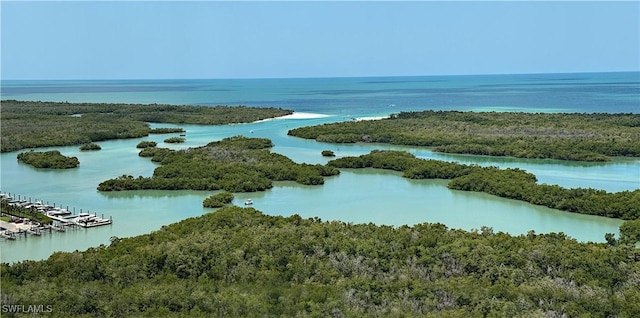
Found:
0,192 -> 112,240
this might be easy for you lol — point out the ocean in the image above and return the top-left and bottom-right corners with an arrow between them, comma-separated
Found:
0,72 -> 638,263
2,72 -> 639,116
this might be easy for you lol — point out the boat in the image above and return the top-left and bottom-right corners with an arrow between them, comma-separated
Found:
48,208 -> 71,216
75,217 -> 112,228
1,231 -> 16,240
244,199 -> 253,206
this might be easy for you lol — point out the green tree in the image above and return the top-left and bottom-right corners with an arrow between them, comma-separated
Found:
79,143 -> 101,151
136,141 -> 157,148
619,219 -> 640,245
203,191 -> 235,208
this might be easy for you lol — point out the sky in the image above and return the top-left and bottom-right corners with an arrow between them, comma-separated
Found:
1,1 -> 639,80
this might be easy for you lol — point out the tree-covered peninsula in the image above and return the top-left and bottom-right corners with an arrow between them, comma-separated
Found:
1,100 -> 292,152
203,191 -> 235,208
328,150 -> 640,220
97,136 -> 339,192
288,111 -> 640,161
17,150 -> 79,169
1,206 -> 638,317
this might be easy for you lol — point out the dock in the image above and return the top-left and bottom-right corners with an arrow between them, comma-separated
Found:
0,191 -> 113,240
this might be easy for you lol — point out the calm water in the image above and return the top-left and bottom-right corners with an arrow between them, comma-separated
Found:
1,72 -> 638,263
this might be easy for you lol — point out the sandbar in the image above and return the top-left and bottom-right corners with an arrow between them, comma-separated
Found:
255,112 -> 332,122
353,116 -> 389,121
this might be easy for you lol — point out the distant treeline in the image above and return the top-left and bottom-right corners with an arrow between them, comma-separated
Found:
97,136 -> 339,192
329,150 -> 640,220
149,128 -> 185,134
17,150 -> 79,169
289,110 -> 640,161
1,100 -> 292,152
1,206 -> 638,317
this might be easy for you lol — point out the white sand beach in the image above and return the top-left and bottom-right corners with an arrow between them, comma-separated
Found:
280,112 -> 332,119
255,112 -> 332,122
353,116 -> 389,121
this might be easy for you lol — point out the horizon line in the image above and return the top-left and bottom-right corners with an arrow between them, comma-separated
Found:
1,70 -> 638,82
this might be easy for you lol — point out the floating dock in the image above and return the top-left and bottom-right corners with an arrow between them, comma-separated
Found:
0,191 -> 112,240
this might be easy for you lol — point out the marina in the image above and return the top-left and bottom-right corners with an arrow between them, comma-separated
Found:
0,192 -> 112,241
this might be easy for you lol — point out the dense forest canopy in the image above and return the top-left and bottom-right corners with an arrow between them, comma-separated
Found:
288,110 -> 640,161
328,150 -> 640,220
97,136 -> 340,192
0,100 -> 292,152
1,206 -> 638,317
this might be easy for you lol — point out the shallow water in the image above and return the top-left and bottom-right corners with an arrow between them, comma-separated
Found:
1,73 -> 638,263
0,117 -> 634,263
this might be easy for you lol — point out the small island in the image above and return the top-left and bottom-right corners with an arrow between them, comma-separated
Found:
17,150 -> 79,169
136,141 -> 157,149
79,142 -> 101,151
164,137 -> 186,143
98,136 -> 340,192
321,150 -> 335,157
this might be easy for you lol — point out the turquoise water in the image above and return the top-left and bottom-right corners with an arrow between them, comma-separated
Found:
3,72 -> 639,114
1,73 -> 638,263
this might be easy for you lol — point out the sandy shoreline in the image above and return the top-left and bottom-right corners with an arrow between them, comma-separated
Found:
256,112 -> 332,122
280,112 -> 332,119
255,112 -> 390,123
353,116 -> 389,121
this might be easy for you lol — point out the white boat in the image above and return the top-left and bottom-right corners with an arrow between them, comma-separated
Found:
49,208 -> 71,216
244,199 -> 253,206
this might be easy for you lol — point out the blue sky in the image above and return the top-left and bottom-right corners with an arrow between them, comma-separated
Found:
1,1 -> 638,80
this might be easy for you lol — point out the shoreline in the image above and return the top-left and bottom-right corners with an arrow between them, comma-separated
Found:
255,112 -> 333,123
353,115 -> 389,121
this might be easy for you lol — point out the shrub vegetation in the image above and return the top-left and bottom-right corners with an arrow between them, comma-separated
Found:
164,137 -> 186,144
98,136 -> 340,192
203,191 -> 235,208
136,141 -> 157,149
1,100 -> 292,152
17,150 -> 79,169
79,143 -> 101,151
329,150 -> 640,220
1,206 -> 638,317
289,110 -> 640,161
149,128 -> 185,134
